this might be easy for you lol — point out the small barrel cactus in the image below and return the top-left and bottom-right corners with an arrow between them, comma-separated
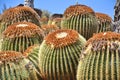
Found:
24,45 -> 40,71
1,22 -> 44,53
77,31 -> 120,80
0,6 -> 41,34
0,51 -> 40,80
48,14 -> 63,29
61,4 -> 98,40
39,29 -> 86,80
95,12 -> 112,32
41,24 -> 59,36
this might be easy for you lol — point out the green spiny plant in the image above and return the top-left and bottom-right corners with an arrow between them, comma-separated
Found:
95,12 -> 112,32
39,29 -> 86,80
61,4 -> 98,40
0,51 -> 40,80
77,31 -> 120,80
1,22 -> 44,53
0,6 -> 41,35
24,45 -> 40,72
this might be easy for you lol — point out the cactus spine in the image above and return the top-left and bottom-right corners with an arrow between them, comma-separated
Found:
1,22 -> 44,53
61,4 -> 98,40
77,32 -> 120,80
0,6 -> 41,35
95,12 -> 112,32
39,29 -> 86,80
0,51 -> 40,80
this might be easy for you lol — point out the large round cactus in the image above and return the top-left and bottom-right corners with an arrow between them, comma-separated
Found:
39,29 -> 86,80
95,12 -> 112,32
61,4 -> 98,40
1,22 -> 44,53
0,6 -> 40,34
77,31 -> 120,80
0,51 -> 40,80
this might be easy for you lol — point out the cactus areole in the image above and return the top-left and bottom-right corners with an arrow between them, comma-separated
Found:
77,31 -> 120,80
3,22 -> 43,38
64,4 -> 95,18
45,29 -> 80,48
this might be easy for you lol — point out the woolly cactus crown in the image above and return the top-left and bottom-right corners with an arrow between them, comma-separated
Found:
95,12 -> 112,22
1,6 -> 40,25
3,22 -> 44,38
45,29 -> 81,48
64,4 -> 95,18
0,51 -> 24,64
85,31 -> 120,51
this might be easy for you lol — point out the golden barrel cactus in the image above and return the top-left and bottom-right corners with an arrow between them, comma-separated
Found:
61,4 -> 98,40
0,51 -> 40,80
0,6 -> 41,34
1,22 -> 44,53
39,29 -> 86,80
95,12 -> 112,32
77,32 -> 120,80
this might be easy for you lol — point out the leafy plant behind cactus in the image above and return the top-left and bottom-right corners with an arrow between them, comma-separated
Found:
77,31 -> 120,80
1,22 -> 44,53
0,51 -> 40,80
0,6 -> 41,35
95,12 -> 112,32
61,4 -> 98,40
39,29 -> 86,80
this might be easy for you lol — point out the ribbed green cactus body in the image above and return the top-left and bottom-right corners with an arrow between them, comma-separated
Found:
0,51 -> 40,80
0,59 -> 39,80
40,40 -> 85,80
1,36 -> 42,53
0,6 -> 41,34
95,12 -> 112,33
24,45 -> 40,72
39,29 -> 86,80
97,21 -> 111,32
77,32 -> 120,80
62,14 -> 98,40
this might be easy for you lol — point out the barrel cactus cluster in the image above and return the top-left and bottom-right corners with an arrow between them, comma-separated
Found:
39,29 -> 86,80
77,32 -> 120,80
1,22 -> 44,53
95,12 -> 112,32
0,1 -> 117,80
61,4 -> 99,40
0,6 -> 41,35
